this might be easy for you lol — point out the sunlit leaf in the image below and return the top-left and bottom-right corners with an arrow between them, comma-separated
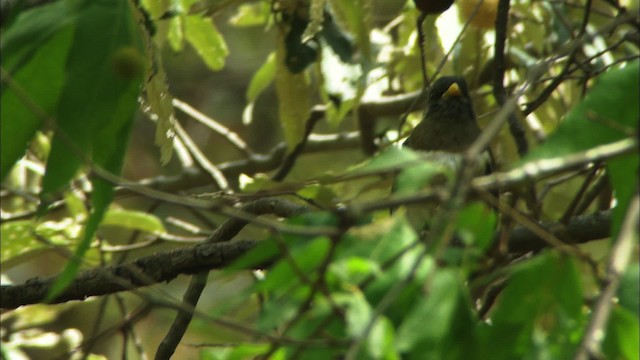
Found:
184,14 -> 228,71
243,52 -> 276,124
102,209 -> 166,234
229,2 -> 270,27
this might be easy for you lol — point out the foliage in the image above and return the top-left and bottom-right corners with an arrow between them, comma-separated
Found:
1,0 -> 638,359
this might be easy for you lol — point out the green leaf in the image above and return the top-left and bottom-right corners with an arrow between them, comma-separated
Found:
519,61 -> 639,238
606,154 -> 639,237
0,0 -> 78,73
296,183 -> 337,209
455,202 -> 497,251
167,15 -> 185,51
102,209 -> 166,234
258,286 -> 311,331
229,2 -> 270,27
257,236 -> 331,294
340,290 -> 373,338
487,252 -> 584,358
43,0 -> 144,301
247,52 -> 277,102
367,316 -> 398,359
184,14 -> 228,71
521,61 -> 638,161
0,221 -> 47,269
243,52 -> 276,124
603,306 -> 640,360
200,343 -> 270,360
275,30 -> 312,149
1,6 -> 75,181
396,269 -> 473,354
618,262 -> 640,319
346,147 -> 419,177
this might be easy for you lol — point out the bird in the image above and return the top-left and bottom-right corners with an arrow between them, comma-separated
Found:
395,76 -> 493,232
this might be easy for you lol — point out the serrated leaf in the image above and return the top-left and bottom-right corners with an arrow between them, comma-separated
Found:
184,14 -> 228,71
102,209 -> 166,234
275,30 -> 311,149
146,63 -> 176,165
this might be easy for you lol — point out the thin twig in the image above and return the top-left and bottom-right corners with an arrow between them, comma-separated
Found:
174,120 -> 230,192
172,98 -> 253,156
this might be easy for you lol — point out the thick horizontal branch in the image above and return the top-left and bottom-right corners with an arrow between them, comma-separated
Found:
507,209 -> 611,252
0,240 -> 257,309
1,210 -> 612,309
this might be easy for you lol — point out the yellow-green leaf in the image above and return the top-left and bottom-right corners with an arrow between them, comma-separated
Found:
184,14 -> 228,71
102,209 -> 166,234
275,30 -> 311,149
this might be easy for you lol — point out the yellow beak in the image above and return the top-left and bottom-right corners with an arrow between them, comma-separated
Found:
443,82 -> 461,98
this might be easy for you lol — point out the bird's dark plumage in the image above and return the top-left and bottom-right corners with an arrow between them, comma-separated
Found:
403,76 -> 481,153
395,76 -> 494,231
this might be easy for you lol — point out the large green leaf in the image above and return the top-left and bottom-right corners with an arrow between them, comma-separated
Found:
43,0 -> 144,300
0,2 -> 77,181
396,269 -> 476,359
484,252 -> 584,359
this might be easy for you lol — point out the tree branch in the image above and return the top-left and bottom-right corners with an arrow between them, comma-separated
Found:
0,206 -> 613,309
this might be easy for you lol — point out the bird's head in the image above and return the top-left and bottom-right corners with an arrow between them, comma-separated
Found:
426,76 -> 475,123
